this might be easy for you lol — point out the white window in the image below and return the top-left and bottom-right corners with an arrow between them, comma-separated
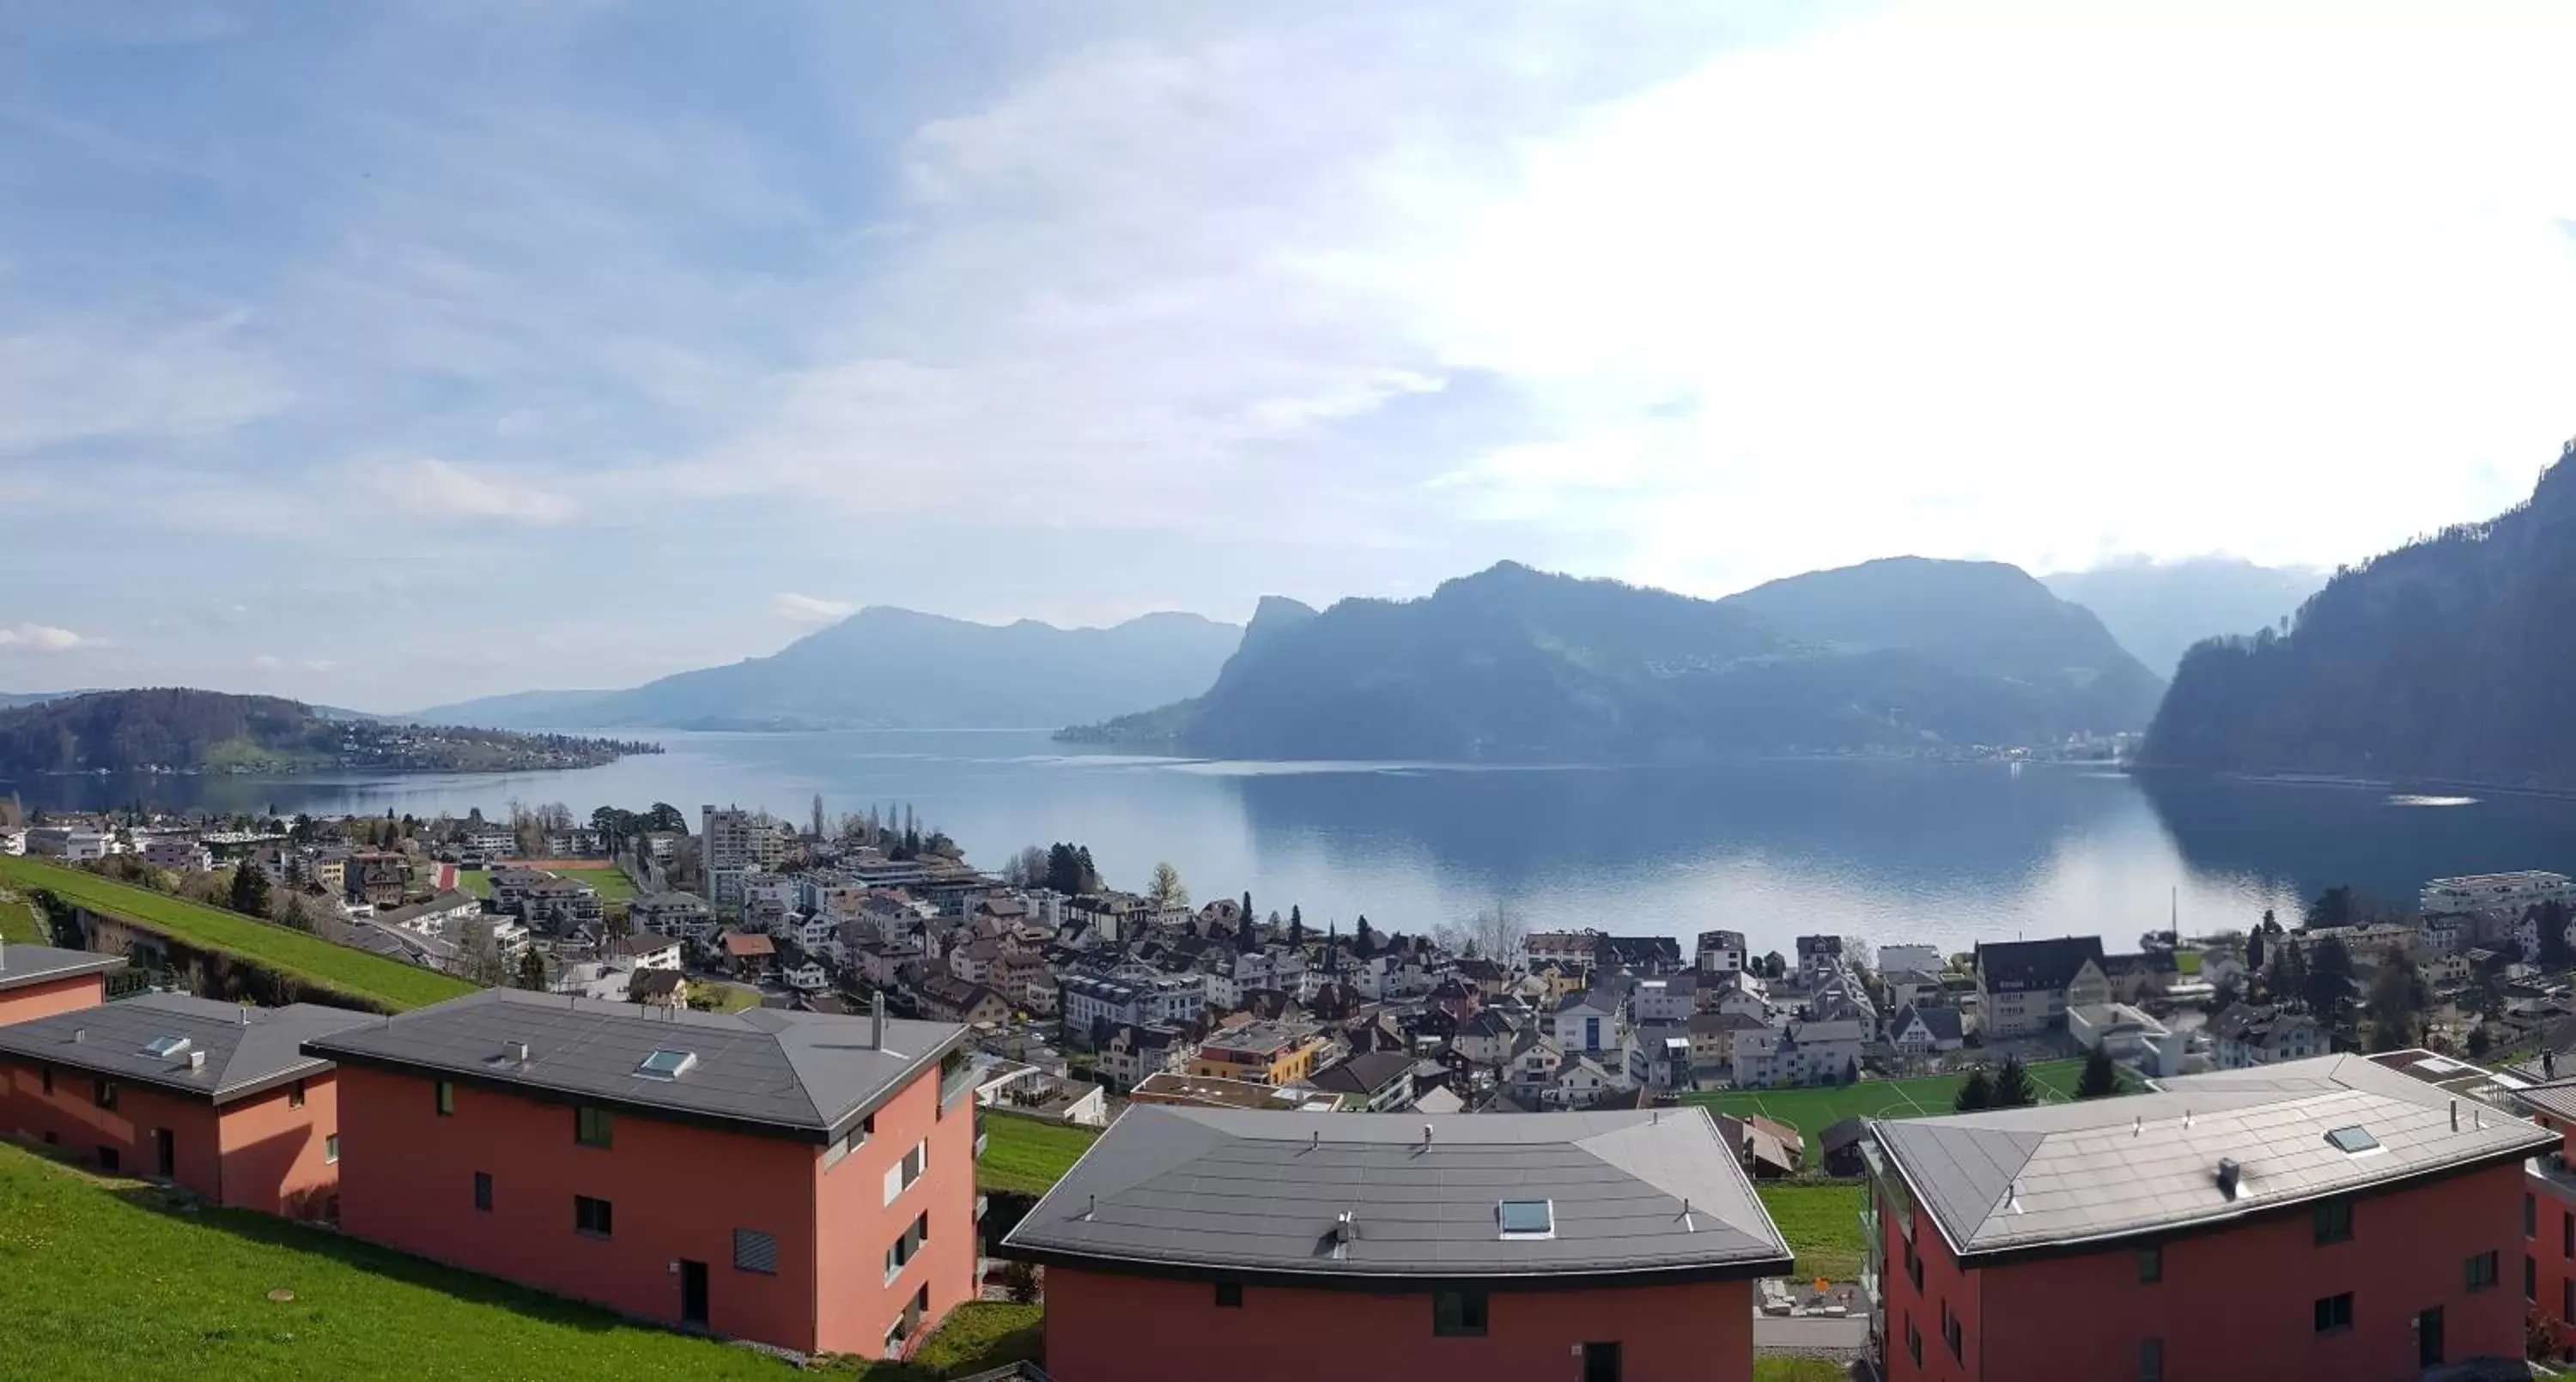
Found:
882,1139 -> 927,1205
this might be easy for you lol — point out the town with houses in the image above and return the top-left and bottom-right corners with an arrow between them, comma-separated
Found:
9,804 -> 2576,1379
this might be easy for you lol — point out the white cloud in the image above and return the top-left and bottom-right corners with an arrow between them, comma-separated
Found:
248,653 -> 283,670
772,592 -> 856,626
351,457 -> 574,526
0,315 -> 289,453
0,623 -> 94,652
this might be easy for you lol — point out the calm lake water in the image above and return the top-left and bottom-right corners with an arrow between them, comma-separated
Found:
15,730 -> 2576,958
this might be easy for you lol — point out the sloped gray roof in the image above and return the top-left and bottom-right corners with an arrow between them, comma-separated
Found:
1004,1106 -> 1790,1283
0,992 -> 374,1103
1871,1053 -> 2552,1264
0,942 -> 125,993
302,987 -> 965,1143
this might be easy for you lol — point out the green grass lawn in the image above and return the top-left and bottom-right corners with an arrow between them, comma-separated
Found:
978,1112 -> 1100,1196
1756,1182 -> 1868,1282
0,858 -> 478,1013
691,982 -> 764,1015
0,883 -> 46,944
1684,1058 -> 2094,1145
0,1140 -> 1039,1380
2175,949 -> 2203,975
546,864 -> 637,904
1754,1359 -> 1854,1381
453,868 -> 493,899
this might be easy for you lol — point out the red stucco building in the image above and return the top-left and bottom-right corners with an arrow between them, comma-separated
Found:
0,991 -> 374,1216
2487,1047 -> 2576,1363
0,942 -> 124,1027
302,989 -> 976,1359
1864,1053 -> 2552,1382
1004,1106 -> 1792,1382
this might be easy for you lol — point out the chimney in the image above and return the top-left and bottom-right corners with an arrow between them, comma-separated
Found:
2451,1100 -> 2460,1132
507,1040 -> 530,1064
2216,1157 -> 2242,1200
871,992 -> 886,1050
70,1028 -> 83,1044
187,1050 -> 207,1070
1422,1123 -> 1435,1147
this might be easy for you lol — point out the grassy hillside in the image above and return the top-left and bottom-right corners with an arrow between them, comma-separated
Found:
1683,1058 -> 2095,1143
0,1142 -> 1034,1379
0,858 -> 477,1011
1757,1182 -> 1869,1282
977,1112 -> 1098,1196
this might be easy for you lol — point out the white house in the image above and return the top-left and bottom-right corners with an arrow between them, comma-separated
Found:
1551,991 -> 1622,1055
1888,1003 -> 1965,1058
1630,976 -> 1696,1023
1542,1054 -> 1618,1108
2068,1002 -> 2184,1079
2206,1003 -> 2327,1069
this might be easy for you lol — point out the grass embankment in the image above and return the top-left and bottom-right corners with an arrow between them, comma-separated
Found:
977,1112 -> 1099,1197
0,858 -> 477,1012
1755,1360 -> 1855,1381
1757,1182 -> 1868,1282
0,1141 -> 1040,1380
1684,1058 -> 2093,1144
454,868 -> 493,899
0,882 -> 46,944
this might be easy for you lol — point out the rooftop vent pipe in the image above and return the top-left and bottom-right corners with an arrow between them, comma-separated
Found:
2451,1100 -> 2460,1132
871,992 -> 886,1050
187,1050 -> 207,1070
1423,1124 -> 1434,1147
70,1028 -> 83,1044
507,1040 -> 530,1064
2216,1157 -> 2242,1200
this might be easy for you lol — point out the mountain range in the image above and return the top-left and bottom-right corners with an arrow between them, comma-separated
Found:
1061,557 -> 2166,761
0,689 -> 643,776
2141,446 -> 2576,788
410,608 -> 1244,732
2040,557 -> 2326,677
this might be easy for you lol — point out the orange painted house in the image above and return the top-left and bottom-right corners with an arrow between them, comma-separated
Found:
0,942 -> 125,1027
303,989 -> 976,1358
1865,1053 -> 2552,1382
1004,1106 -> 1792,1382
0,991 -> 374,1217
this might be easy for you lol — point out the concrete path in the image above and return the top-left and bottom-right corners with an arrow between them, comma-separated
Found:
1753,1312 -> 1869,1352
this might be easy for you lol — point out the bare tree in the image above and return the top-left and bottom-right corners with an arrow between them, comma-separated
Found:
1470,906 -> 1530,966
1147,862 -> 1189,911
811,793 -> 826,841
454,918 -> 509,986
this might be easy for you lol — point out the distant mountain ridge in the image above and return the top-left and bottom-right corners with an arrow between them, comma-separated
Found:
2140,446 -> 2576,788
1064,557 -> 2164,761
413,606 -> 1243,731
0,689 -> 641,775
2041,558 -> 2326,676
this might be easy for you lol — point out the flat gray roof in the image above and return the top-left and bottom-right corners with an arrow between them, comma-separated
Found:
1871,1053 -> 2553,1264
302,988 -> 966,1143
0,942 -> 125,993
1004,1106 -> 1790,1285
0,992 -> 374,1104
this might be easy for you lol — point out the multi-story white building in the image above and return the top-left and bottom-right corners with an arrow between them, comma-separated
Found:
2206,1003 -> 2327,1069
699,803 -> 783,906
2423,870 -> 2574,918
1629,975 -> 1697,1023
139,834 -> 212,872
1695,930 -> 1747,976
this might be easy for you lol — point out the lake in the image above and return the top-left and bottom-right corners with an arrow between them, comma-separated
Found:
15,730 -> 2576,959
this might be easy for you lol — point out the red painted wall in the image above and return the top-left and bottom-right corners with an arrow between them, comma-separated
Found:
1042,1269 -> 1756,1382
216,1073 -> 338,1219
0,974 -> 106,1027
334,1064 -> 821,1351
0,1057 -> 222,1197
810,1065 -> 980,1357
2526,1118 -> 2576,1361
1882,1161 -> 2529,1381
1878,1197 -> 1980,1382
332,1061 -> 975,1358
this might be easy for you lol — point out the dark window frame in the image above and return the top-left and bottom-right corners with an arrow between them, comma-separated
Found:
574,1194 -> 614,1239
1433,1289 -> 1489,1337
1214,1281 -> 1243,1308
733,1227 -> 779,1276
2138,1245 -> 2162,1284
2470,1249 -> 2500,1294
2313,1292 -> 2354,1336
473,1171 -> 493,1212
575,1106 -> 613,1149
2140,1338 -> 2164,1382
93,1078 -> 118,1111
324,1134 -> 339,1164
435,1080 -> 454,1117
2312,1199 -> 2353,1246
289,1078 -> 305,1109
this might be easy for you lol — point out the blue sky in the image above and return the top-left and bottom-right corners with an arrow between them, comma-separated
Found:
9,1 -> 2576,711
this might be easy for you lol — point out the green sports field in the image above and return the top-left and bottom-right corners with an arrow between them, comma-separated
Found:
1682,1058 -> 2095,1144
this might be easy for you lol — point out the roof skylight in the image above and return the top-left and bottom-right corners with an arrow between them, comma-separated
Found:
2324,1125 -> 2380,1155
142,1036 -> 191,1060
635,1049 -> 698,1081
1498,1198 -> 1555,1239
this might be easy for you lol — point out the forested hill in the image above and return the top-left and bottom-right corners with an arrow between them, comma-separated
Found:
0,689 -> 653,775
2141,445 -> 2576,787
1063,558 -> 2164,761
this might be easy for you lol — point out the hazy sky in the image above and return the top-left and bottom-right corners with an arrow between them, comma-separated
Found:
9,1 -> 2576,710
